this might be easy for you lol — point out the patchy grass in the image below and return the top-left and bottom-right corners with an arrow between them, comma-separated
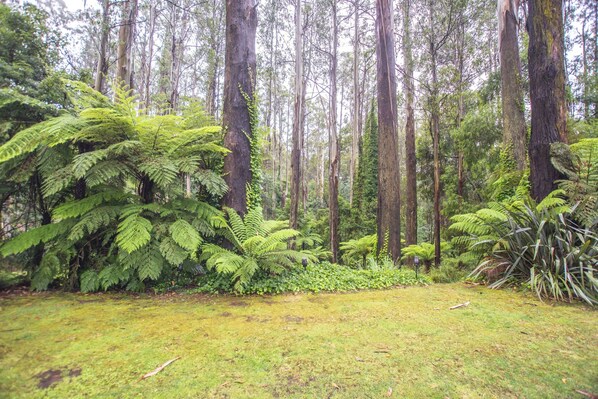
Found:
0,284 -> 596,398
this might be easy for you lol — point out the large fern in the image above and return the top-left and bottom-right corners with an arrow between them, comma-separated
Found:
200,207 -> 313,292
0,81 -> 227,292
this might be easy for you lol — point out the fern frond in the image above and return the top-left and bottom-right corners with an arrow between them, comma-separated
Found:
116,214 -> 153,253
169,219 -> 202,252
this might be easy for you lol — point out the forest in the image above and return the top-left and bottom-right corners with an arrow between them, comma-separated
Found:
0,0 -> 596,396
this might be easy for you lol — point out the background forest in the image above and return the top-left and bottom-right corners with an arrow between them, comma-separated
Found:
0,0 -> 596,303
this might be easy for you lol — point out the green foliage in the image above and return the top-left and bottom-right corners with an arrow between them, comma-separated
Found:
200,207 -> 311,292
451,193 -> 598,304
340,234 -> 377,268
192,262 -> 430,295
428,262 -> 469,283
0,82 -> 226,291
240,85 -> 262,211
401,242 -> 449,269
351,103 -> 378,235
551,138 -> 598,228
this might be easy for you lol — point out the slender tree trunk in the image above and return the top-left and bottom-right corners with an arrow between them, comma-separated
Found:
376,0 -> 401,262
221,0 -> 258,215
290,0 -> 304,229
499,0 -> 527,170
349,0 -> 360,206
94,0 -> 110,93
116,0 -> 135,89
403,0 -> 417,248
527,0 -> 568,201
329,0 -> 340,263
144,3 -> 156,109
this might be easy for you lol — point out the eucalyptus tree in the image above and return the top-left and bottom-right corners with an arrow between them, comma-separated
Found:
498,0 -> 527,170
221,0 -> 258,215
375,0 -> 401,261
527,0 -> 568,201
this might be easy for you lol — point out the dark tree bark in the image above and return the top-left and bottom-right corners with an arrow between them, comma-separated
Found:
329,1 -> 340,263
499,0 -> 527,170
221,0 -> 258,215
527,0 -> 568,201
94,0 -> 110,93
290,0 -> 304,230
376,0 -> 401,262
403,0 -> 417,248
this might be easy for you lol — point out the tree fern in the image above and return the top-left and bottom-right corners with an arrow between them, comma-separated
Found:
200,207 -> 310,292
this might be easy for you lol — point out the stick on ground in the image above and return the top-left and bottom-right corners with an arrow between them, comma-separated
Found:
140,357 -> 181,380
449,301 -> 470,310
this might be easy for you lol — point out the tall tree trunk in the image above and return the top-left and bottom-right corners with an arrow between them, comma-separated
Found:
144,3 -> 156,109
329,0 -> 340,263
428,2 -> 441,267
290,0 -> 304,230
527,0 -> 568,201
403,0 -> 417,248
349,0 -> 360,206
116,0 -> 136,89
94,0 -> 110,93
376,0 -> 401,262
499,0 -> 527,170
221,0 -> 258,215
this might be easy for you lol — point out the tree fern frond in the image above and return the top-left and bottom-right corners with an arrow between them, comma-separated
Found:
116,214 -> 153,253
169,219 -> 202,252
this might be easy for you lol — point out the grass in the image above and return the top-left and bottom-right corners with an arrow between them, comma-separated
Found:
0,284 -> 596,398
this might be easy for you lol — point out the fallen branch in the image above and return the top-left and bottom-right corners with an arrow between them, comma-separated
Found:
449,301 -> 470,310
576,390 -> 598,399
140,357 -> 180,380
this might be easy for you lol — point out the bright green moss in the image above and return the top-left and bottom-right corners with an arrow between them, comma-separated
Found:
0,284 -> 596,398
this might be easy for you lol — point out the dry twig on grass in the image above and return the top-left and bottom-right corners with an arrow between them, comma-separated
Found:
140,357 -> 181,380
449,301 -> 470,310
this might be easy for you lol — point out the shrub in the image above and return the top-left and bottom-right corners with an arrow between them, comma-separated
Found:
0,82 -> 226,291
190,262 -> 430,295
200,207 -> 313,292
451,193 -> 598,304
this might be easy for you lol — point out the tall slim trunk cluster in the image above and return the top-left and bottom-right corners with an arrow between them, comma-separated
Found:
329,1 -> 340,263
375,0 -> 401,262
221,0 -> 258,215
349,0 -> 360,206
499,0 -> 527,170
527,0 -> 568,201
116,0 -> 138,90
94,0 -> 110,93
403,0 -> 417,248
290,0 -> 305,230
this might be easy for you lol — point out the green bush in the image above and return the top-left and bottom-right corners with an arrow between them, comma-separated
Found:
190,263 -> 430,295
200,207 -> 312,292
428,262 -> 468,283
451,192 -> 598,304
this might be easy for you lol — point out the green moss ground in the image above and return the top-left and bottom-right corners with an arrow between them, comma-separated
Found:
0,284 -> 596,398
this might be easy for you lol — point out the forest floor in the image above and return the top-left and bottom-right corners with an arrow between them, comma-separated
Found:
0,283 -> 596,399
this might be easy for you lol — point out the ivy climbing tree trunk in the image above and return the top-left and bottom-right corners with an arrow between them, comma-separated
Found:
499,0 -> 527,170
527,0 -> 568,201
329,0 -> 340,263
403,0 -> 417,249
221,0 -> 258,216
376,0 -> 401,262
